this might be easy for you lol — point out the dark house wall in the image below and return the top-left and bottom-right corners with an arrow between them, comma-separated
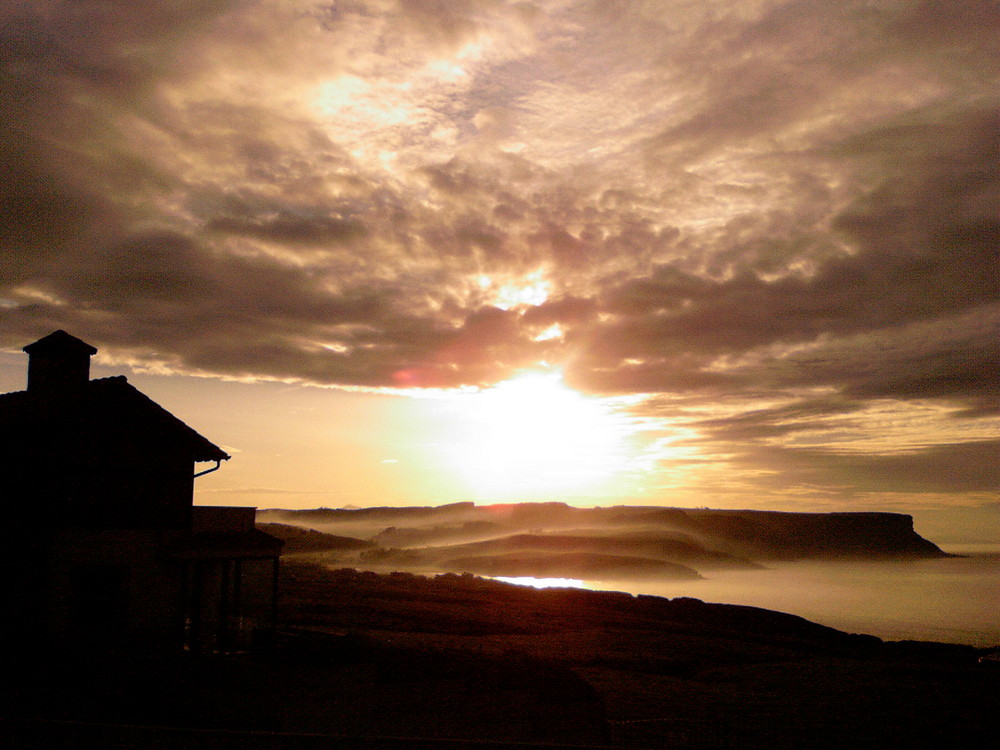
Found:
6,434 -> 191,530
38,529 -> 190,653
2,400 -> 195,529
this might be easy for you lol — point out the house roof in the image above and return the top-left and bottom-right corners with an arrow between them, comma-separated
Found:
22,329 -> 98,357
0,375 -> 229,463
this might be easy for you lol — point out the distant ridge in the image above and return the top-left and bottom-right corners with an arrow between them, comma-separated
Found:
258,503 -> 947,581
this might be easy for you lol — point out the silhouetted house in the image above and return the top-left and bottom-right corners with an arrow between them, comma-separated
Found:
1,330 -> 282,655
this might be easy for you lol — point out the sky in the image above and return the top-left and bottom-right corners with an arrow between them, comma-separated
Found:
1,1 -> 998,541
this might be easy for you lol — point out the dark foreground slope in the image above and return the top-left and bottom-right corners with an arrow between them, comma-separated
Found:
279,564 -> 999,749
7,563 -> 998,749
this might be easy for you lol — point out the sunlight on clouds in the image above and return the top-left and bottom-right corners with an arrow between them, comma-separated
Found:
479,271 -> 551,310
314,74 -> 419,128
426,59 -> 469,82
777,400 -> 1000,454
10,286 -> 67,307
533,323 -> 565,342
310,39 -> 487,168
622,412 -> 708,493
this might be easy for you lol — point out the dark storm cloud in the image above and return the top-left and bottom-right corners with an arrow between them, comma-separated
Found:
582,100 -> 1000,402
692,395 -> 868,442
521,296 -> 597,328
0,1 -> 235,270
741,439 -> 1000,495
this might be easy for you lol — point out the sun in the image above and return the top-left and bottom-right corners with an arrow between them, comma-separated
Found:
433,370 -> 633,501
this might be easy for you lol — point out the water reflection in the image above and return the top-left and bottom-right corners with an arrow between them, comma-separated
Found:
494,576 -> 588,590
589,552 -> 1000,647
488,552 -> 999,646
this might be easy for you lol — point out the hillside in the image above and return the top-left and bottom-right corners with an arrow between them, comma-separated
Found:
258,503 -> 947,581
7,562 -> 998,748
281,564 -> 1000,747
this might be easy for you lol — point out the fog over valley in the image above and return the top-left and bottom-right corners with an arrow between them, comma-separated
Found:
258,502 -> 1000,646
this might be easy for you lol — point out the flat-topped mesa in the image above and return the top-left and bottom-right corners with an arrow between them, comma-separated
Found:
681,509 -> 948,560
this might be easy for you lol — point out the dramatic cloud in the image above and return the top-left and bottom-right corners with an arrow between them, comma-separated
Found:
2,1 -> 998,505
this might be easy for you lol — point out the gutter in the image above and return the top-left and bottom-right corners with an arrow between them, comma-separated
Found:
193,459 -> 224,479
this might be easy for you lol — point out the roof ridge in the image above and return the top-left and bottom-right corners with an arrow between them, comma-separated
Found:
90,375 -> 129,384
1,374 -> 229,462
89,377 -> 230,462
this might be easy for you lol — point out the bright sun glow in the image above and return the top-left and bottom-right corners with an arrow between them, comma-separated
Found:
435,370 -> 633,501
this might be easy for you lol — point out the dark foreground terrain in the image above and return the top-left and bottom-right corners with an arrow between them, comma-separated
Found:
6,562 -> 999,749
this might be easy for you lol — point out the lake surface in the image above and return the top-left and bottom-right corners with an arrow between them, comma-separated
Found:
503,548 -> 1000,647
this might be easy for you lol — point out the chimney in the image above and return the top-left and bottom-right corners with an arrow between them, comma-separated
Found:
23,330 -> 98,394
